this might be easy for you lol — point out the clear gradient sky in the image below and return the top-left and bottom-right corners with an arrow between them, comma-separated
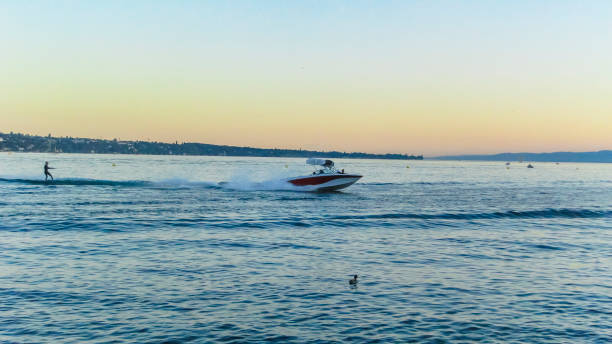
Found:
1,1 -> 611,156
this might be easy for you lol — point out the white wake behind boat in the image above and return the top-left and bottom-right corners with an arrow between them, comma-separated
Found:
286,158 -> 362,191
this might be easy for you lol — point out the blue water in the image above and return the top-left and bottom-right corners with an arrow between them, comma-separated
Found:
1,153 -> 611,343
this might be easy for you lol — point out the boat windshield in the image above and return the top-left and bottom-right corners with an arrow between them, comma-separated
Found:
313,166 -> 339,174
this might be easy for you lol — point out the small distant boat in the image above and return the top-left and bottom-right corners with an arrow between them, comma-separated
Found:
286,158 -> 362,191
527,164 -> 534,168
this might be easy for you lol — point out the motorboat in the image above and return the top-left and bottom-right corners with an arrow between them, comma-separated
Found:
286,158 -> 362,191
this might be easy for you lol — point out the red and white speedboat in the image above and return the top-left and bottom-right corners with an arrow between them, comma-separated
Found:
286,158 -> 362,191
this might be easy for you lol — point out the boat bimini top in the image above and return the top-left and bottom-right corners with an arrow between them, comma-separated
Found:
306,158 -> 334,168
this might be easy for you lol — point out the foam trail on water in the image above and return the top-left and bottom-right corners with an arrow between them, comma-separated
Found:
0,175 -> 309,192
153,178 -> 220,189
153,176 -> 306,192
221,174 -> 303,191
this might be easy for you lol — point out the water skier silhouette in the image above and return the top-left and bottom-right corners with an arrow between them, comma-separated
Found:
44,161 -> 55,181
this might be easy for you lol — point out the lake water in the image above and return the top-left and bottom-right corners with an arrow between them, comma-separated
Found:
1,153 -> 611,343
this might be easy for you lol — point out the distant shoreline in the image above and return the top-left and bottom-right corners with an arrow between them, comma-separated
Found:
433,151 -> 612,163
0,132 -> 423,160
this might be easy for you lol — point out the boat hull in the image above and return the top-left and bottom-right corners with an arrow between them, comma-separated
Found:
287,174 -> 362,191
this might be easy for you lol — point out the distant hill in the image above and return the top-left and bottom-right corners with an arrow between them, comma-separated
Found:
0,132 -> 423,160
434,151 -> 612,163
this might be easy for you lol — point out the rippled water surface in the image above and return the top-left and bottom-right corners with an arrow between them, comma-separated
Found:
1,153 -> 611,343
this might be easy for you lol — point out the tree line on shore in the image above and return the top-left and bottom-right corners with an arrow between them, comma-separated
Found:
0,132 -> 424,160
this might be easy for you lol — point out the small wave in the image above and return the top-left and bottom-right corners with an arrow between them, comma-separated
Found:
5,207 -> 609,233
411,181 -> 464,185
529,244 -> 564,251
332,208 -> 612,221
0,177 -> 152,187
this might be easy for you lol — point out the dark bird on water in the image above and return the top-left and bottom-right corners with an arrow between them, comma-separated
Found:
349,275 -> 358,285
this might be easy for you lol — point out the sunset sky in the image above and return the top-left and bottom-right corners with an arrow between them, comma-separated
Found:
1,1 -> 611,156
